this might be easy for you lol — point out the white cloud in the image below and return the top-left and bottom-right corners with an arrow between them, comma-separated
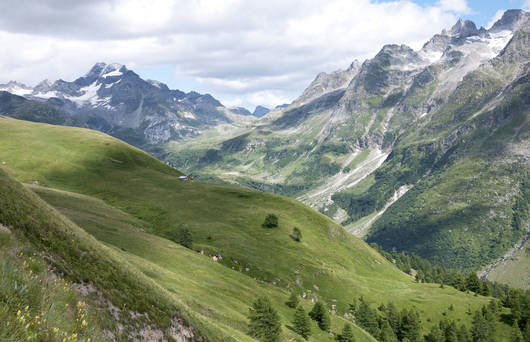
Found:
0,0 -> 469,108
524,0 -> 530,10
247,91 -> 291,109
222,98 -> 245,108
487,10 -> 506,29
439,0 -> 472,14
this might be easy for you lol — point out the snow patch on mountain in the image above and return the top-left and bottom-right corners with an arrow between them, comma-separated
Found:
0,82 -> 32,96
33,90 -> 60,99
64,81 -> 102,106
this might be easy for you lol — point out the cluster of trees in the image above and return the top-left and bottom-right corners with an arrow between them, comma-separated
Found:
248,295 -> 353,341
352,296 -> 530,342
370,243 -> 511,298
248,288 -> 530,342
350,298 -> 421,342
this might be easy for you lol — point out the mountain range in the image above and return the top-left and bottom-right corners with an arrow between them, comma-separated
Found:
1,8 -> 529,342
0,63 -> 264,147
0,10 -> 528,288
160,9 -> 530,283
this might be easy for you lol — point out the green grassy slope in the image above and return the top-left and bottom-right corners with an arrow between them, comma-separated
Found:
0,226 -> 108,342
486,239 -> 530,290
28,184 -> 378,342
0,116 -> 512,340
0,167 -> 226,341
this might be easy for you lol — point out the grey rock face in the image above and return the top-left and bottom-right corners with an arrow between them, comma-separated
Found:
252,106 -> 270,117
489,9 -> 530,33
292,59 -> 361,106
229,107 -> 252,116
448,19 -> 479,38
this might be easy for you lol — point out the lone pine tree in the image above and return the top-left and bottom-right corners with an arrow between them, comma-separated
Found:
292,306 -> 311,340
248,297 -> 282,342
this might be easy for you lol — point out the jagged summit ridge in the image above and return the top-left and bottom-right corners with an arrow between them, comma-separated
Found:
446,19 -> 479,38
490,9 -> 530,32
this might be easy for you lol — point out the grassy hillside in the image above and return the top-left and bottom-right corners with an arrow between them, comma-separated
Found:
0,224 -> 108,341
486,239 -> 530,290
0,116 -> 513,340
0,167 -> 224,341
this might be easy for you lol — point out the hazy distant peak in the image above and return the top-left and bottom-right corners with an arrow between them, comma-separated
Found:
448,19 -> 478,38
347,60 -> 361,71
86,62 -> 126,79
489,9 -> 530,33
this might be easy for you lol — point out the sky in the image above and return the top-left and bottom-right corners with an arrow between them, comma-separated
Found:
0,0 -> 527,110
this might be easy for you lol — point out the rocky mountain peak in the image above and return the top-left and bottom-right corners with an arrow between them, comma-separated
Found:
253,105 -> 270,117
489,9 -> 529,33
147,79 -> 170,91
33,79 -> 55,93
448,19 -> 478,38
347,60 -> 361,71
0,81 -> 33,96
85,62 -> 126,80
229,106 -> 252,116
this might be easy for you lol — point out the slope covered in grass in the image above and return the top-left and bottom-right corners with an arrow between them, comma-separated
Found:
0,226 -> 108,342
0,116 -> 513,340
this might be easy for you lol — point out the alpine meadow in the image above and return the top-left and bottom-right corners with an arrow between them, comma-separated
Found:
0,2 -> 529,342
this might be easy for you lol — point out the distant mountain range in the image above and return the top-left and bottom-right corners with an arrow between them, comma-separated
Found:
0,9 -> 529,287
0,63 -> 275,147
228,105 -> 272,117
161,9 -> 530,285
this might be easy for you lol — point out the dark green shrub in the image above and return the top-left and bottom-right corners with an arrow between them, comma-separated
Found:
262,214 -> 278,228
291,227 -> 302,242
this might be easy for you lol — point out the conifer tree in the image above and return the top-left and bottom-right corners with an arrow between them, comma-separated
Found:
480,282 -> 491,296
292,306 -> 311,340
357,298 -> 379,336
248,297 -> 282,342
466,272 -> 481,293
308,302 -> 330,331
337,323 -> 355,342
510,320 -> 524,342
439,319 -> 458,342
457,324 -> 471,342
309,301 -> 325,321
425,325 -> 444,342
291,227 -> 302,241
385,302 -> 400,335
399,307 -> 421,342
379,319 -> 398,342
523,322 -> 530,342
319,309 -> 330,332
262,214 -> 278,228
470,310 -> 492,342
285,292 -> 299,308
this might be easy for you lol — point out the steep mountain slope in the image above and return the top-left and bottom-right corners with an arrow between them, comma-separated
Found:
161,10 -> 530,281
360,18 -> 530,270
0,167 -> 218,341
0,116 -> 508,341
